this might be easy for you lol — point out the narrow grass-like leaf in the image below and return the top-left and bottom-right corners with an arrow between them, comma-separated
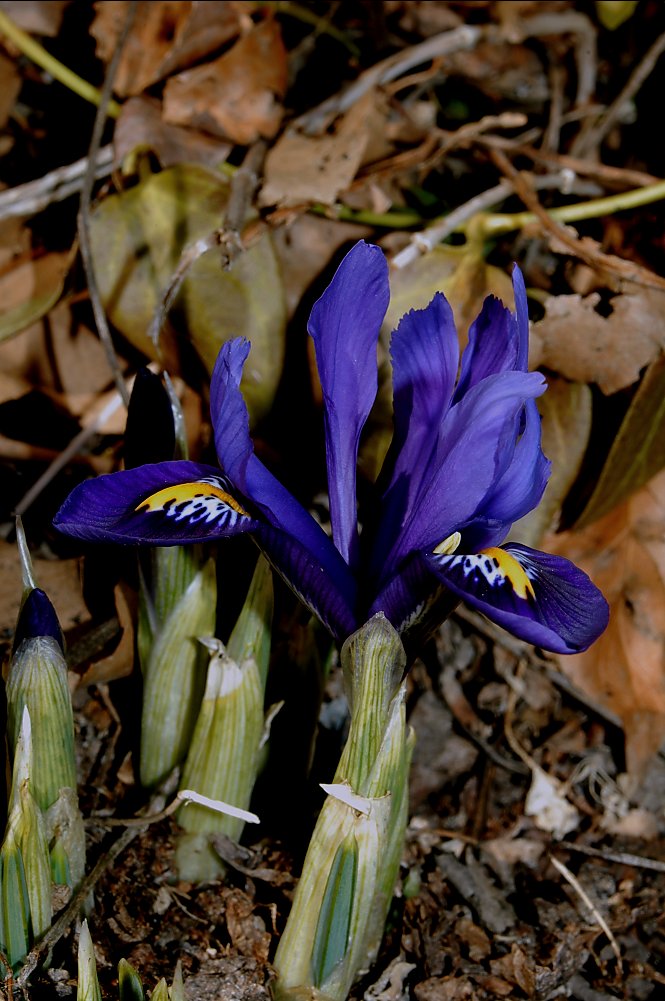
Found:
0,828 -> 31,968
140,557 -> 217,787
118,958 -> 145,1001
9,709 -> 52,940
150,979 -> 170,1001
312,836 -> 357,987
77,921 -> 102,1001
7,633 -> 77,813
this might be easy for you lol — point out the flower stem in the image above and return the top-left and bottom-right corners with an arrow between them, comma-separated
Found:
479,178 -> 665,236
0,10 -> 122,118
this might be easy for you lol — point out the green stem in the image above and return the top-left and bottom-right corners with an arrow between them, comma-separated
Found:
480,178 -> 665,237
0,10 -> 122,118
311,202 -> 423,228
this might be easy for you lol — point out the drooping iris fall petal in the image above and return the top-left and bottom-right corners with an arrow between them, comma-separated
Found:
53,461 -> 259,545
425,542 -> 609,654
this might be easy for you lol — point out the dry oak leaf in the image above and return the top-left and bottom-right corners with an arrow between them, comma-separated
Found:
163,18 -> 287,144
114,95 -> 232,169
91,0 -> 244,97
530,286 -> 665,394
547,468 -> 665,779
260,91 -> 378,208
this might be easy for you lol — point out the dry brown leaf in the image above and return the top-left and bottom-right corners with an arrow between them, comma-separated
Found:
114,96 -> 232,169
0,539 -> 88,639
530,286 -> 665,394
91,0 -> 244,97
547,468 -> 665,779
163,18 -> 287,143
0,50 -> 20,128
260,92 -> 378,208
79,584 -> 136,686
0,0 -> 70,36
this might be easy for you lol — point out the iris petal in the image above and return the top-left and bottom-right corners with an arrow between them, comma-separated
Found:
369,292 -> 459,580
254,523 -> 357,642
383,370 -> 546,578
210,339 -> 357,609
308,241 -> 390,567
424,542 -> 609,654
461,398 -> 551,551
54,461 -> 260,545
454,266 -> 529,402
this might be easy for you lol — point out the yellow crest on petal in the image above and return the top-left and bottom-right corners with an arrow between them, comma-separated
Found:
479,547 -> 535,600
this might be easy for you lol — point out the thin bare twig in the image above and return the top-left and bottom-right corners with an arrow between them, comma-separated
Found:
296,25 -> 483,135
13,370 -> 147,518
479,134 -> 660,189
391,171 -> 599,269
573,29 -> 665,158
77,2 -> 136,409
489,146 -> 665,291
559,841 -> 665,874
512,10 -> 597,107
0,147 -> 113,222
550,854 -> 622,966
148,140 -> 268,350
15,780 -> 174,988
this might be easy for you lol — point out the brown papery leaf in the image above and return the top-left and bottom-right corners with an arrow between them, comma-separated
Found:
91,0 -> 244,97
548,468 -> 665,779
530,286 -> 665,394
260,92 -> 377,208
114,96 -> 232,169
163,18 -> 287,144
2,0 -> 69,36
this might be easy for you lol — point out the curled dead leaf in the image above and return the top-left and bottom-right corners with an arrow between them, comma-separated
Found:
114,96 -> 232,169
548,468 -> 665,779
260,92 -> 378,208
91,0 -> 244,96
530,286 -> 665,394
163,19 -> 287,144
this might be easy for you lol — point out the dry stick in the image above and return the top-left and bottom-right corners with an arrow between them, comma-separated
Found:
295,24 -> 483,135
147,140 -> 268,351
0,146 -> 114,222
16,812 -> 152,987
559,842 -> 665,874
354,112 -> 526,188
549,855 -> 622,966
489,145 -> 665,292
14,379 -> 130,518
391,171 -> 598,270
542,61 -> 565,154
514,10 -> 597,107
572,29 -> 665,159
77,2 -> 136,410
480,134 -> 660,190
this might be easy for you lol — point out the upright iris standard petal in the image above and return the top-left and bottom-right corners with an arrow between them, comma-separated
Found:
460,398 -> 551,552
308,242 -> 390,568
383,369 -> 547,579
54,461 -> 260,545
210,338 -> 360,615
424,542 -> 609,654
368,293 -> 459,582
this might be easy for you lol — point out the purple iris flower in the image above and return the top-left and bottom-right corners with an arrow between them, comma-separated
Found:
54,242 -> 608,655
